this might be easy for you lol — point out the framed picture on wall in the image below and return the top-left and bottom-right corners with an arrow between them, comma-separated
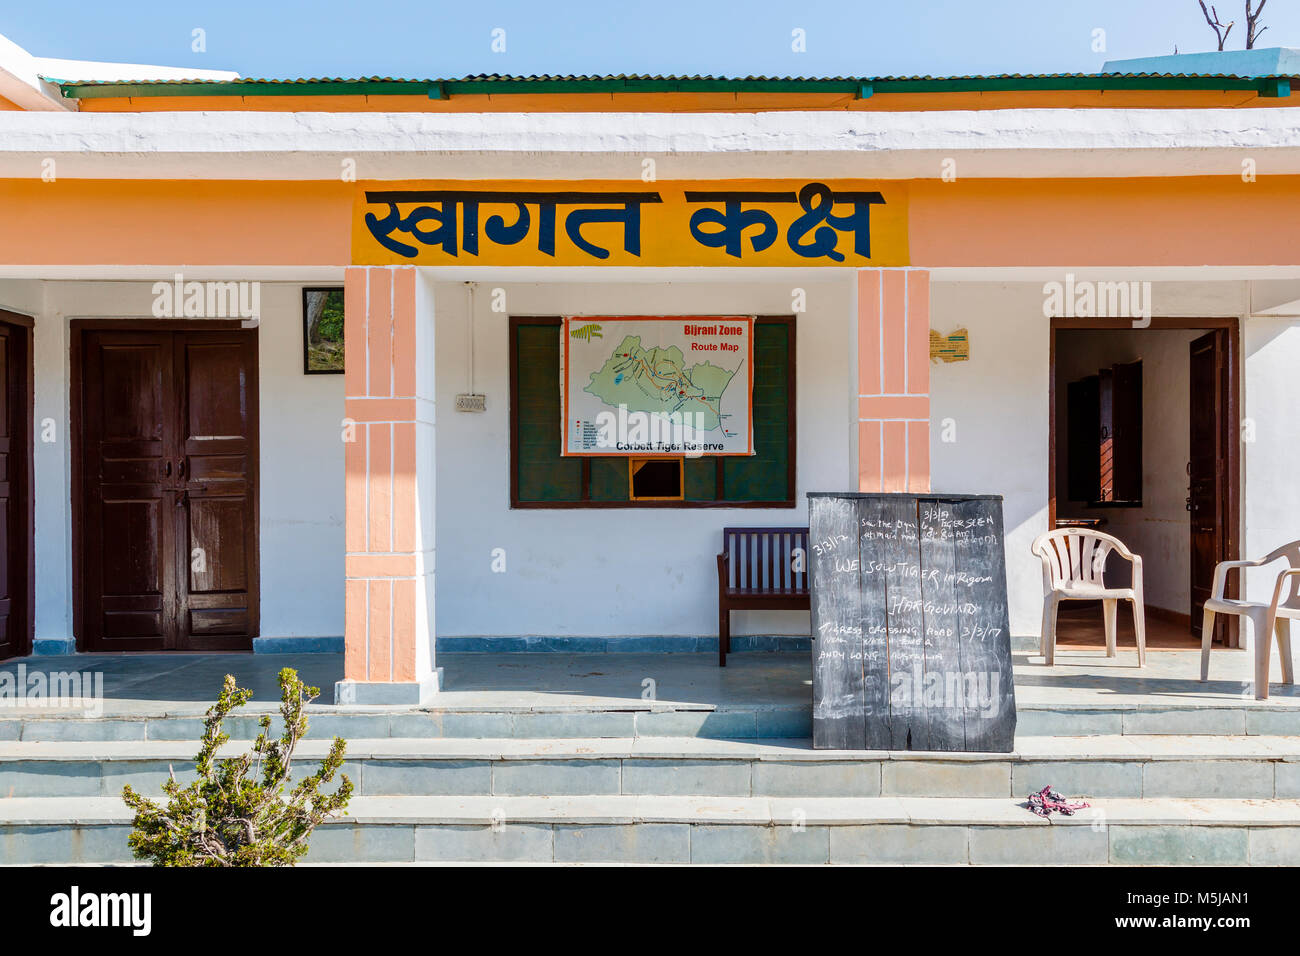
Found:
303,287 -> 345,374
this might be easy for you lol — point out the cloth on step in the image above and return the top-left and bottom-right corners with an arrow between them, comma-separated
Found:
1026,785 -> 1090,817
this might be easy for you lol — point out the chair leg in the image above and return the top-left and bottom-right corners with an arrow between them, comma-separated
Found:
1249,610 -> 1270,700
718,605 -> 730,667
1041,597 -> 1059,666
1131,599 -> 1147,668
1276,617 -> 1294,685
1039,600 -> 1048,659
1102,599 -> 1118,658
1200,609 -> 1216,682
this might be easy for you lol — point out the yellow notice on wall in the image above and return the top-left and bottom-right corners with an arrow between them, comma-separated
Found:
351,179 -> 909,267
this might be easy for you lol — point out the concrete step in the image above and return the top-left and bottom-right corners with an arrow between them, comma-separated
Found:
0,704 -> 812,742
5,699 -> 1300,741
4,794 -> 1300,864
5,735 -> 1300,800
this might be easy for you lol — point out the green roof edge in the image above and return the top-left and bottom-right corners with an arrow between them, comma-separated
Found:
55,73 -> 1289,100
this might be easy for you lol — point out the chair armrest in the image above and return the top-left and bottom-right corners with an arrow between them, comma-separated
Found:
1035,551 -> 1058,592
1268,568 -> 1300,617
1107,537 -> 1138,562
716,552 -> 729,590
1211,557 -> 1271,600
1030,536 -> 1059,590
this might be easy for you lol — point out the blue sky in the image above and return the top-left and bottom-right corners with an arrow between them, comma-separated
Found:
6,0 -> 1300,80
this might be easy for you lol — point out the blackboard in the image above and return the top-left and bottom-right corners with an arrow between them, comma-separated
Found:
808,492 -> 1016,752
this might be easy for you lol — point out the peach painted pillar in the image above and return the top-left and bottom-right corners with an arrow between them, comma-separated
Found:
335,265 -> 439,705
857,269 -> 931,493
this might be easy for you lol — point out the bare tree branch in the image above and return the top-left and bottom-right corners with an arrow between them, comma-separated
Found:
1199,0 -> 1235,50
1246,0 -> 1269,49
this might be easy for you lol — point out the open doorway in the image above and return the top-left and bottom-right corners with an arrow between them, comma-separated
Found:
1049,317 -> 1239,651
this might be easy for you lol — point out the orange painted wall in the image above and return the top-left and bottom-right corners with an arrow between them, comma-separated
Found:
908,176 -> 1300,266
75,89 -> 1290,113
4,175 -> 1300,267
0,179 -> 351,265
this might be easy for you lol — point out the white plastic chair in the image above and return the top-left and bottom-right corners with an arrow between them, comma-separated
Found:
1201,540 -> 1300,700
1031,529 -> 1146,667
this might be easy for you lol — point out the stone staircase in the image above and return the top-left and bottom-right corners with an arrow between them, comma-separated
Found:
4,700 -> 1300,864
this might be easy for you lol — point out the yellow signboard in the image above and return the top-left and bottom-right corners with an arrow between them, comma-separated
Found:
352,179 -> 909,267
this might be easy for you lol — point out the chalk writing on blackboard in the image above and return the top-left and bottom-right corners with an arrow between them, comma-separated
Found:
808,492 -> 1017,752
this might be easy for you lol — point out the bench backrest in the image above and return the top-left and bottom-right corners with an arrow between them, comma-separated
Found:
722,527 -> 810,592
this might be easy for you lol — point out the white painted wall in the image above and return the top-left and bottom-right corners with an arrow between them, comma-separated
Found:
413,271 -> 437,675
926,280 -> 1298,637
10,109 -> 1300,181
431,278 -> 853,638
1054,328 -> 1199,613
252,285 -> 345,638
0,279 -> 345,644
0,279 -> 68,643
929,282 -> 1050,638
2,272 -> 1295,651
1243,316 -> 1300,603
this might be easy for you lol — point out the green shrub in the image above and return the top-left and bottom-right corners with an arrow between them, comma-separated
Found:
123,667 -> 352,866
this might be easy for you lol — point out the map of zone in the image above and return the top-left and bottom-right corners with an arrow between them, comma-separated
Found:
562,316 -> 753,456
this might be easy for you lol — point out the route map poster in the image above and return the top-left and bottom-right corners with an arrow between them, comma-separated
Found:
561,315 -> 754,457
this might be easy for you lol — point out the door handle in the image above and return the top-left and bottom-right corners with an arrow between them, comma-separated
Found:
162,460 -> 172,478
177,458 -> 186,478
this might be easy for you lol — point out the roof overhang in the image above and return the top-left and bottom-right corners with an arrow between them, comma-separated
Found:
0,33 -> 73,111
2,107 -> 1300,180
0,30 -> 241,112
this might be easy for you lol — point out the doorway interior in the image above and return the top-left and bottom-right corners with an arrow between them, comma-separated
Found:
1049,317 -> 1239,651
71,322 -> 260,652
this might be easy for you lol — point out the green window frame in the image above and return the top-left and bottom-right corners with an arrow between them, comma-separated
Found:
509,315 -> 796,509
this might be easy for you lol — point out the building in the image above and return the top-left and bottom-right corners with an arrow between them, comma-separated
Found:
1,34 -> 1299,708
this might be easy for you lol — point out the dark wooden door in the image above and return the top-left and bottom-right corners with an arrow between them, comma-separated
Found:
173,332 -> 259,648
80,328 -> 258,651
1190,329 -> 1228,642
0,319 -> 29,660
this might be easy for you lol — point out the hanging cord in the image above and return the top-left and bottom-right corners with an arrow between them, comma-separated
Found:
466,282 -> 475,394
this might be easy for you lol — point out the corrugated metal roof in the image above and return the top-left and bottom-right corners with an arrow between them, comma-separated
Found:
44,70 -> 1299,99
46,70 -> 1289,86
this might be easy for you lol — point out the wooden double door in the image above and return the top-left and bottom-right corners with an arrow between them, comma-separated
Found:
76,326 -> 259,651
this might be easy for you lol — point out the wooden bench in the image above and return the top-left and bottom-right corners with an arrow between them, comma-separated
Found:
716,527 -> 810,666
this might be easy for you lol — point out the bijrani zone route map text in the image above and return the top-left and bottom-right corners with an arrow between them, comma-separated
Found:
562,315 -> 754,456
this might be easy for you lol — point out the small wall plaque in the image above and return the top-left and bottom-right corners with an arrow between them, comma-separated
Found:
455,394 -> 487,412
930,328 -> 970,364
